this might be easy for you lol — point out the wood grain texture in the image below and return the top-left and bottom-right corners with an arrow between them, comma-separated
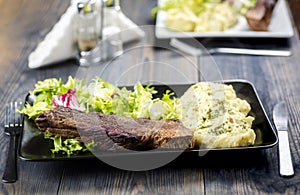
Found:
0,0 -> 300,194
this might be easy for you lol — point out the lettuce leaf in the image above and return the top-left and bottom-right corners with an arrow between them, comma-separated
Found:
51,135 -> 86,156
20,76 -> 180,156
129,83 -> 157,118
19,102 -> 51,119
52,88 -> 84,111
19,76 -> 82,119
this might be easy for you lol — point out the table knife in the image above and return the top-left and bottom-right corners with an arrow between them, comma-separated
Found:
170,38 -> 292,57
273,102 -> 294,177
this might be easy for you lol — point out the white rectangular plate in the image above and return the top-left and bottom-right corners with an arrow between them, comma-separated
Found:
155,0 -> 294,38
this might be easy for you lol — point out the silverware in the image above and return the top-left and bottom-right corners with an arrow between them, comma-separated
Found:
170,38 -> 292,57
2,102 -> 23,183
273,101 -> 294,177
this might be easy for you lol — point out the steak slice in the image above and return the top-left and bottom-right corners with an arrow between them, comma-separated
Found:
245,0 -> 278,31
35,106 -> 102,132
105,116 -> 194,150
35,107 -> 194,151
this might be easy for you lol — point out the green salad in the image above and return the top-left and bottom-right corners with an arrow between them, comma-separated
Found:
19,76 -> 180,155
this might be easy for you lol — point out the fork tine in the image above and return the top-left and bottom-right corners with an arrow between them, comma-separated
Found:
10,102 -> 14,127
13,102 -> 17,126
20,102 -> 23,126
5,104 -> 9,128
16,102 -> 23,127
8,103 -> 12,127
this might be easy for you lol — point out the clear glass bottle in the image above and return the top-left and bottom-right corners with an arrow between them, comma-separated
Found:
77,1 -> 98,52
103,0 -> 123,58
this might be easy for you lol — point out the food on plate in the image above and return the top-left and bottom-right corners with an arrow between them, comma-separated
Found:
20,76 -> 256,155
20,76 -> 180,154
178,82 -> 256,148
20,76 -> 179,120
35,106 -> 194,151
160,0 -> 239,32
154,0 -> 278,32
166,3 -> 238,32
245,0 -> 278,31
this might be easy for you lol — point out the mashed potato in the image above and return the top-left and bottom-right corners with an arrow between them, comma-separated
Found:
178,82 -> 256,148
165,3 -> 238,32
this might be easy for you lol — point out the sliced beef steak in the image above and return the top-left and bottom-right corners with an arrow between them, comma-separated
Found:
35,107 -> 193,151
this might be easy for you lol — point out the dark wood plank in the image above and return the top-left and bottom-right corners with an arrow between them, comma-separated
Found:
0,0 -> 71,194
55,158 -> 205,194
0,0 -> 70,86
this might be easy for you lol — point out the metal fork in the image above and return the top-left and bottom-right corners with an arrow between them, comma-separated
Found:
2,102 -> 23,183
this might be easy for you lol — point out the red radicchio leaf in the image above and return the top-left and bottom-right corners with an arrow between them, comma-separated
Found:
52,89 -> 84,111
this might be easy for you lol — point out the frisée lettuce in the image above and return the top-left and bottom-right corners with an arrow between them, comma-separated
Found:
19,76 -> 180,156
19,76 -> 83,119
75,77 -> 179,120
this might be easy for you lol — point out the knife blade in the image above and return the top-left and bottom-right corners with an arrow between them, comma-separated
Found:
273,102 -> 294,177
170,38 -> 292,57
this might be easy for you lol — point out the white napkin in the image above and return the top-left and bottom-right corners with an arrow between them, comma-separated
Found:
28,1 -> 145,69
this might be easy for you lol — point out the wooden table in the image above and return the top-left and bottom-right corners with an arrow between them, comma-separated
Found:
1,0 -> 299,194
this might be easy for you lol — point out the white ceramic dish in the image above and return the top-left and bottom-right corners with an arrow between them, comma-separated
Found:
155,0 -> 294,39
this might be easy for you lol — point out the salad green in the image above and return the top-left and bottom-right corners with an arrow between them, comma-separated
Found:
20,76 -> 82,119
20,76 -> 180,156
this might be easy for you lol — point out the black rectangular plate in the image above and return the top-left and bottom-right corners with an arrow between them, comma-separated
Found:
19,80 -> 278,161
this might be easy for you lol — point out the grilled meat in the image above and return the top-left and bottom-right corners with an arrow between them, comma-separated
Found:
245,0 -> 278,31
35,107 -> 193,151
